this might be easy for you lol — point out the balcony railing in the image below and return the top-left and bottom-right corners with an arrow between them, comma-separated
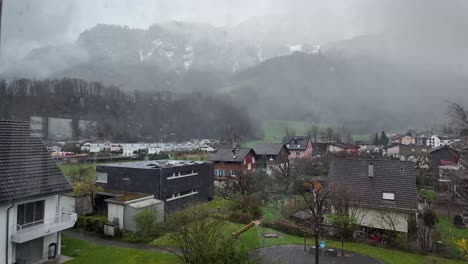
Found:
12,213 -> 77,243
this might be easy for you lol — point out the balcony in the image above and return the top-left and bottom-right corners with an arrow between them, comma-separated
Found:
11,213 -> 77,243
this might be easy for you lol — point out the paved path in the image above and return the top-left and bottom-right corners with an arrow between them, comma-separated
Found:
63,230 -> 179,254
254,245 -> 383,264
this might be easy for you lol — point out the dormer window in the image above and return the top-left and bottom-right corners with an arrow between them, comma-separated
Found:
382,192 -> 395,200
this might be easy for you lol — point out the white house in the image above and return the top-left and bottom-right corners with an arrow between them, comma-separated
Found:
427,135 -> 461,148
89,143 -> 104,153
0,121 -> 76,264
122,144 -> 148,156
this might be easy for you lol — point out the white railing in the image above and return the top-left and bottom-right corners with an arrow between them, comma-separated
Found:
12,213 -> 77,243
16,213 -> 75,232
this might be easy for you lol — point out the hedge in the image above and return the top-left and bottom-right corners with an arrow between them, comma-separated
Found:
75,216 -> 108,234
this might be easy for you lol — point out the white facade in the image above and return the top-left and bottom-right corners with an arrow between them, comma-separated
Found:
122,144 -> 148,156
0,194 -> 77,264
427,135 -> 461,148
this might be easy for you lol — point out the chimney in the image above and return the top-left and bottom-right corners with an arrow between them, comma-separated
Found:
368,162 -> 374,178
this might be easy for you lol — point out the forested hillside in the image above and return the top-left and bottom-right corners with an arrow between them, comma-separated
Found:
0,78 -> 252,141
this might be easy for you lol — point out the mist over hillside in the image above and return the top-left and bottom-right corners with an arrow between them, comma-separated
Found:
2,0 -> 468,135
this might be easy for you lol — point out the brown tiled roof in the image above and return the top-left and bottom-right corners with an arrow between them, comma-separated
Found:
0,120 -> 72,203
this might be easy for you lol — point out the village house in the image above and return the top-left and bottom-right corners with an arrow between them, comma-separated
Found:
428,145 -> 460,169
327,142 -> 360,154
390,134 -> 402,144
210,148 -> 256,179
426,135 -> 461,148
96,160 -> 213,212
386,144 -> 429,161
253,143 -> 290,175
328,159 -> 418,234
401,134 -> 416,145
0,121 -> 77,264
282,136 -> 313,159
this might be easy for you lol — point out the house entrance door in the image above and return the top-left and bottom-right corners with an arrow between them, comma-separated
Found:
15,237 -> 44,264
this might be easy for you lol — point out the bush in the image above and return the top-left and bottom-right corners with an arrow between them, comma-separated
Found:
75,216 -> 108,234
228,212 -> 252,224
454,215 -> 465,228
134,209 -> 157,235
269,220 -> 305,237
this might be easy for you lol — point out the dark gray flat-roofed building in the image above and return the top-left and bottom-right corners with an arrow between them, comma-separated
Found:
96,160 -> 213,212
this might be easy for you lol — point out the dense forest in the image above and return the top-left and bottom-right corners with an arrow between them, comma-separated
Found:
0,78 -> 252,142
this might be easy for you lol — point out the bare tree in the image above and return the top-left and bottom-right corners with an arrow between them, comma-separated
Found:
301,181 -> 330,264
415,207 -> 438,253
447,101 -> 468,134
216,171 -> 268,205
375,209 -> 401,232
272,158 -> 299,194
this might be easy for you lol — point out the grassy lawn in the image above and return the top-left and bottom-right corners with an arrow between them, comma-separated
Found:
438,215 -> 468,248
62,236 -> 180,264
152,219 -> 464,264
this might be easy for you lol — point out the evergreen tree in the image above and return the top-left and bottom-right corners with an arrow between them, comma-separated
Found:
373,133 -> 380,145
380,131 -> 389,146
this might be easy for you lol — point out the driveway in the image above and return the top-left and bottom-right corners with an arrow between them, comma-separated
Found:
254,245 -> 383,264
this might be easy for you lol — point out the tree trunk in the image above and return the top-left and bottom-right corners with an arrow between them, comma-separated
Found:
314,230 -> 320,264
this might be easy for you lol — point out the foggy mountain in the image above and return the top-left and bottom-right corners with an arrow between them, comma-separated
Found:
227,51 -> 468,132
4,22 -> 318,92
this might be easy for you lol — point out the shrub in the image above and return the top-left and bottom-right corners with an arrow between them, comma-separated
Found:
134,209 -> 157,235
228,212 -> 252,224
456,239 -> 468,261
75,216 -> 108,234
454,214 -> 464,228
270,220 -> 305,237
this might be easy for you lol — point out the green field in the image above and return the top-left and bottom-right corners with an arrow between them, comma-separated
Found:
243,120 -> 369,147
438,215 -> 468,249
62,236 -> 180,264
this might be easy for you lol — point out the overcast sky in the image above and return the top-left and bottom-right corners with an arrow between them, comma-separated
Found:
2,0 -> 468,64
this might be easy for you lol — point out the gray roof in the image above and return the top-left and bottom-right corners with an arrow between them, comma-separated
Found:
210,148 -> 254,163
98,160 -> 208,169
253,143 -> 288,155
328,159 -> 418,212
282,136 -> 310,150
0,121 -> 72,203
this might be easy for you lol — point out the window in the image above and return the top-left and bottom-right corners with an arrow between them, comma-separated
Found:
215,169 -> 219,177
230,170 -> 237,176
168,170 -> 199,179
17,200 -> 45,228
248,163 -> 252,170
96,172 -> 108,183
221,170 -> 226,176
296,151 -> 300,156
252,156 -> 255,163
382,192 -> 395,200
243,159 -> 246,165
166,188 -> 199,201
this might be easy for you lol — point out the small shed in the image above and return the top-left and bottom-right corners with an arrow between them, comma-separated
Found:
104,191 -> 164,232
